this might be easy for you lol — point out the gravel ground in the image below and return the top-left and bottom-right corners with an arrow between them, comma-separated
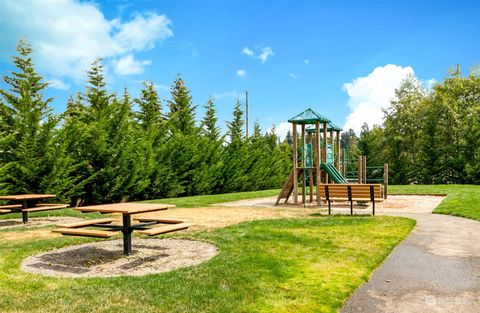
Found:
21,238 -> 218,278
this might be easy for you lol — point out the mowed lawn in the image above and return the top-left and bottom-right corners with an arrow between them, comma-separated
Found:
389,184 -> 480,221
0,216 -> 414,313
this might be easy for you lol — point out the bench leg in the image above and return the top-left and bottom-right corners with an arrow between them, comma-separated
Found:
122,214 -> 133,256
372,200 -> 375,216
350,200 -> 353,215
328,200 -> 331,215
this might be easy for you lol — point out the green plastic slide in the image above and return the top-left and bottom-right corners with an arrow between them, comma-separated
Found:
320,162 -> 348,184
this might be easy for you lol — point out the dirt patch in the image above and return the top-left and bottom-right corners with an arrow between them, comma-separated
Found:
21,238 -> 218,278
0,216 -> 84,230
1,229 -> 63,242
129,195 -> 444,230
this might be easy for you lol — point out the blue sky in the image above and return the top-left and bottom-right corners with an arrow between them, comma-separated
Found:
1,0 -> 479,137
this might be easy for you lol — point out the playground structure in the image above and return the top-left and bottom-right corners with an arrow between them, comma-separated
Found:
276,108 -> 388,206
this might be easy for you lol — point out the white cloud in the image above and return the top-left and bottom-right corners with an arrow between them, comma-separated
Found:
1,0 -> 173,81
241,45 -> 274,63
47,78 -> 71,90
114,54 -> 151,75
425,78 -> 436,89
236,69 -> 247,78
153,84 -> 170,91
213,90 -> 242,100
342,64 -> 414,134
288,73 -> 299,79
304,59 -> 310,64
272,122 -> 291,140
242,47 -> 254,56
258,46 -> 274,63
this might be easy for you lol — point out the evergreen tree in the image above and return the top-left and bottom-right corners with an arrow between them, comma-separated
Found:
0,39 -> 56,194
226,99 -> 244,143
200,97 -> 221,141
168,76 -> 196,135
136,81 -> 163,129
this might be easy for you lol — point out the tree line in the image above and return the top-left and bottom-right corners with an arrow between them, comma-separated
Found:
0,40 -> 291,204
356,67 -> 480,184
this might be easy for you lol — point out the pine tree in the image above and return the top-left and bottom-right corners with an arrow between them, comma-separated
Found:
136,81 -> 163,129
201,97 -> 220,141
168,76 -> 196,135
0,39 -> 56,194
227,99 -> 244,143
222,100 -> 249,192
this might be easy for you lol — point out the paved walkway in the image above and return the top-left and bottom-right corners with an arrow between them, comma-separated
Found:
342,211 -> 480,313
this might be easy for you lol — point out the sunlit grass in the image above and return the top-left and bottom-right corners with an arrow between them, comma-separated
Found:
0,216 -> 414,313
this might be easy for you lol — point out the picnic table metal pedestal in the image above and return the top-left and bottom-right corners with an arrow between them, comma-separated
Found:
0,194 -> 57,223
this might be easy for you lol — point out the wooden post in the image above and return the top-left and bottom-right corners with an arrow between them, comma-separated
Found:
309,133 -> 314,203
336,130 -> 341,171
342,148 -> 346,176
323,122 -> 328,183
363,155 -> 367,184
384,163 -> 389,199
358,156 -> 362,184
293,123 -> 298,204
301,124 -> 306,205
315,122 -> 321,205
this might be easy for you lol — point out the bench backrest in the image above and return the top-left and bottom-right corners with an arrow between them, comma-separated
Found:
320,184 -> 382,200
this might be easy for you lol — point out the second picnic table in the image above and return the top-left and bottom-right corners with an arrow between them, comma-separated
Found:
0,194 -> 68,223
53,202 -> 192,255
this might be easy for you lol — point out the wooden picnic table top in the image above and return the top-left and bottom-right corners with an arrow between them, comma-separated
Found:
75,202 -> 175,214
0,194 -> 56,201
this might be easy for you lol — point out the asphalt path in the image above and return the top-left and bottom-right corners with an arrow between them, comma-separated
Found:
342,212 -> 480,313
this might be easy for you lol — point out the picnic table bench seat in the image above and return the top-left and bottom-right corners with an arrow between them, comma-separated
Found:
138,222 -> 192,236
23,204 -> 69,212
56,218 -> 116,228
133,217 -> 186,224
52,227 -> 120,238
0,204 -> 22,213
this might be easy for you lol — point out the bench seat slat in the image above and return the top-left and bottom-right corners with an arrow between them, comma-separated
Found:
0,204 -> 22,210
56,218 -> 115,228
23,204 -> 69,212
134,217 -> 185,224
138,223 -> 192,236
52,228 -> 119,238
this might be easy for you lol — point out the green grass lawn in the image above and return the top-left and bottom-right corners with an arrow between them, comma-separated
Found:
389,184 -> 480,221
0,216 -> 414,313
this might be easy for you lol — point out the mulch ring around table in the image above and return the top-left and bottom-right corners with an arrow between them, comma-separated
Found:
21,238 -> 218,278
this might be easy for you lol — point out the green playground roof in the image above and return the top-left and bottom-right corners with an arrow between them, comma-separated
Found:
305,123 -> 343,132
287,108 -> 331,125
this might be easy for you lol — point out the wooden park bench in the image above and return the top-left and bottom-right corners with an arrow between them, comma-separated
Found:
321,184 -> 383,215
